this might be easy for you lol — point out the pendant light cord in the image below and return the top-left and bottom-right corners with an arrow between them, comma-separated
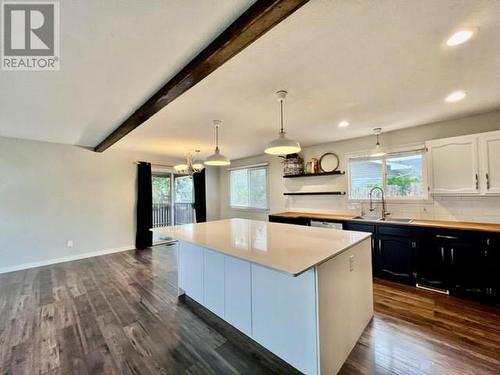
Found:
215,123 -> 220,151
280,99 -> 284,134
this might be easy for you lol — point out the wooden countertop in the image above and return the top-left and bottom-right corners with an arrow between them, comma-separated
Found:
152,218 -> 371,276
269,211 -> 500,233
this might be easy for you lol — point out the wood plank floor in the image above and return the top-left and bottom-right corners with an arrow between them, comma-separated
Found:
0,245 -> 498,374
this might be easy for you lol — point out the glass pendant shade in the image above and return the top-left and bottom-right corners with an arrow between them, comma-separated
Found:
174,164 -> 189,172
265,90 -> 301,156
173,151 -> 204,174
205,120 -> 231,166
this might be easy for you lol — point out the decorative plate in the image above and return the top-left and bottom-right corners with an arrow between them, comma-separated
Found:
319,152 -> 339,172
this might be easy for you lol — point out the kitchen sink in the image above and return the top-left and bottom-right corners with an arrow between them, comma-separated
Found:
352,216 -> 413,223
380,217 -> 413,223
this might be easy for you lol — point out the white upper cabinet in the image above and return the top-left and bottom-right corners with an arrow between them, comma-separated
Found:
426,134 -> 479,195
479,130 -> 500,195
426,130 -> 500,196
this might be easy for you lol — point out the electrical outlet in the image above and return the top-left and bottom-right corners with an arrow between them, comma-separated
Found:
67,240 -> 74,248
349,255 -> 355,272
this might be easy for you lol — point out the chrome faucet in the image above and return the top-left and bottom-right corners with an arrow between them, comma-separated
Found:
369,186 -> 390,219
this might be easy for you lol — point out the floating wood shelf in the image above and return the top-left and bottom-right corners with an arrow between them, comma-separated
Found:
283,192 -> 346,196
283,171 -> 345,178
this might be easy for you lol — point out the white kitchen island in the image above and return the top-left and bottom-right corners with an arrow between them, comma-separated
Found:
153,219 -> 373,375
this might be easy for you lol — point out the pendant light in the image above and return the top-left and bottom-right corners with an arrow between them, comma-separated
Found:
204,120 -> 231,166
370,128 -> 387,157
264,90 -> 301,155
174,150 -> 205,175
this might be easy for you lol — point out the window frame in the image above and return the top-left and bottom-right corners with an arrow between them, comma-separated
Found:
347,145 -> 429,203
229,164 -> 269,211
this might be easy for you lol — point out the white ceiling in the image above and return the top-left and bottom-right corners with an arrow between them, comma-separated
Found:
0,0 -> 254,146
116,0 -> 500,159
2,1 -> 500,160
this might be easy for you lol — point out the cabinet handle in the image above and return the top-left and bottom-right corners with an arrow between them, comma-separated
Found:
486,173 -> 490,190
436,234 -> 459,240
475,173 -> 479,190
379,239 -> 382,249
450,248 -> 454,265
486,238 -> 491,246
440,247 -> 445,263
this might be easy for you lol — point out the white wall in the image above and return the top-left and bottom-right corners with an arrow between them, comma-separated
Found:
0,136 -> 219,272
219,110 -> 500,224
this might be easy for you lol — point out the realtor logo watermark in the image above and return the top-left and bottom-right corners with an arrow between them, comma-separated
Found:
2,1 -> 59,71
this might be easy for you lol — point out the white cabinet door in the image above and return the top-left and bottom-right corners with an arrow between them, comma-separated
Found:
224,256 -> 252,336
178,242 -> 204,304
251,265 -> 318,375
203,249 -> 225,317
479,131 -> 500,195
426,135 -> 479,195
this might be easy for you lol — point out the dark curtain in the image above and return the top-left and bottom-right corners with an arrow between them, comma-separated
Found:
193,170 -> 207,223
136,162 -> 153,249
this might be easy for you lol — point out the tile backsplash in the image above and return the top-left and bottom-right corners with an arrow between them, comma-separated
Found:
285,196 -> 500,223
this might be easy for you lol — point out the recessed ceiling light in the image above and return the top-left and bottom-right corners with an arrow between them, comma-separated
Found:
446,30 -> 474,46
445,90 -> 466,103
338,120 -> 350,128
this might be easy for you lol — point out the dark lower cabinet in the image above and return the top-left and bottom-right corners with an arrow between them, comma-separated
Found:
449,241 -> 485,297
416,229 -> 497,300
269,214 -> 499,302
416,235 -> 449,291
268,215 -> 310,226
484,234 -> 500,298
377,235 -> 415,284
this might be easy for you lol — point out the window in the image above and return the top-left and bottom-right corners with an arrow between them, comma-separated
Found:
230,166 -> 268,209
348,150 -> 426,200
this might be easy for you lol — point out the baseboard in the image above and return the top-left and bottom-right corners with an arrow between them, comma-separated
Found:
0,245 -> 135,274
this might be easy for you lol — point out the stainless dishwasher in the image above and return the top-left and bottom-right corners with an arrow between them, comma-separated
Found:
310,220 -> 343,230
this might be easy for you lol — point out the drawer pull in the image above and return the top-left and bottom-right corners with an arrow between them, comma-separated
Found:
436,234 -> 458,240
486,173 -> 490,190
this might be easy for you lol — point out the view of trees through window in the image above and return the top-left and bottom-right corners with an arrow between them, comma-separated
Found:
151,174 -> 194,227
230,167 -> 267,209
174,176 -> 194,203
349,152 -> 424,200
152,175 -> 170,204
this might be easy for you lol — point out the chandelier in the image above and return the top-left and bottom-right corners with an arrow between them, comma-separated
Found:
174,150 -> 205,175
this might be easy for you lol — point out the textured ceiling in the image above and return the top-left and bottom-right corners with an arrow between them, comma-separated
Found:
0,0 -> 254,146
117,0 -> 500,159
2,0 -> 500,161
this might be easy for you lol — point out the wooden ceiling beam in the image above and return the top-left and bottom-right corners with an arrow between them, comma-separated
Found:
94,0 -> 310,152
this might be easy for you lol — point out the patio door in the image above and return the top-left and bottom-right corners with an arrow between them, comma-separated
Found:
152,172 -> 196,227
173,174 -> 195,225
152,173 -> 172,228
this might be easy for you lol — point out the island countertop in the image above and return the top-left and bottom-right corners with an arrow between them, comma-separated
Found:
153,218 -> 370,276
